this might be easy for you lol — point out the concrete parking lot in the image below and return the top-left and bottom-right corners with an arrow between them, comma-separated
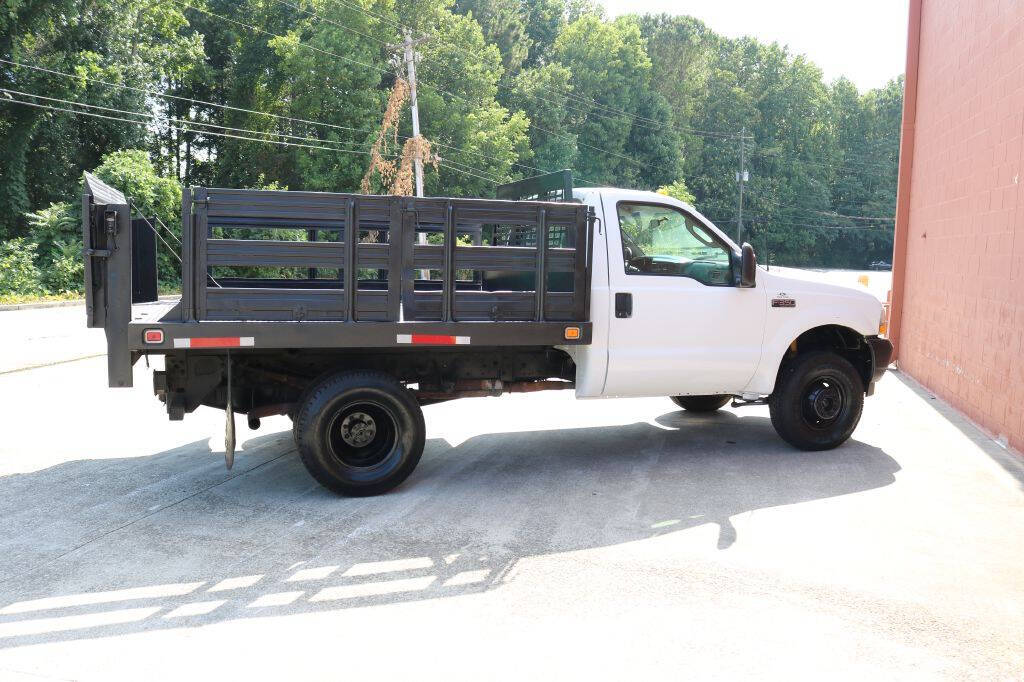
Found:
0,303 -> 1021,680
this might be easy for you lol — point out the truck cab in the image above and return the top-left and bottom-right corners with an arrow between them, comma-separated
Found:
570,188 -> 889,406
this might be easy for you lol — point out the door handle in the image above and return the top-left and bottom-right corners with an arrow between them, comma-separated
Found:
615,292 -> 632,318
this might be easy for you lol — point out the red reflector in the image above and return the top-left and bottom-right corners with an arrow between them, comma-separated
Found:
396,334 -> 470,345
411,334 -> 457,345
143,329 -> 164,344
189,336 -> 243,348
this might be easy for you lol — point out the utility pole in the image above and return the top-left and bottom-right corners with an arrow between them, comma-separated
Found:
391,31 -> 431,280
401,30 -> 426,198
736,126 -> 747,245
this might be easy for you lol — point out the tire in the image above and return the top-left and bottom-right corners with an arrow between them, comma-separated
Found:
768,351 -> 864,451
293,370 -> 425,496
670,394 -> 732,412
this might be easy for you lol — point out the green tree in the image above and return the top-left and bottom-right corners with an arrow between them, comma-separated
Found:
454,0 -> 532,76
411,5 -> 531,196
506,63 -> 577,174
553,15 -> 681,189
0,0 -> 905,282
93,149 -> 183,284
657,179 -> 696,204
0,0 -> 201,237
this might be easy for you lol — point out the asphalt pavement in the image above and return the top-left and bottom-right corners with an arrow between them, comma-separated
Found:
0,305 -> 105,374
0,294 -> 1021,680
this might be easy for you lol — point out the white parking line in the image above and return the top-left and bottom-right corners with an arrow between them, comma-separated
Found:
0,582 -> 205,615
309,576 -> 436,602
342,557 -> 433,577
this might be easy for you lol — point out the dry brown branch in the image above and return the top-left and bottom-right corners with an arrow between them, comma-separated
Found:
393,135 -> 439,197
361,77 -> 438,197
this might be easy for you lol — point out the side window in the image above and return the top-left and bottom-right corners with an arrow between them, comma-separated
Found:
617,202 -> 733,286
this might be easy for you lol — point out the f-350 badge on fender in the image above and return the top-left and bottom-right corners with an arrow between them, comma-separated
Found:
772,292 -> 796,308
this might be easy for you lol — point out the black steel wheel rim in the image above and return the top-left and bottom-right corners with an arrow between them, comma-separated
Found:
327,401 -> 398,468
801,375 -> 846,429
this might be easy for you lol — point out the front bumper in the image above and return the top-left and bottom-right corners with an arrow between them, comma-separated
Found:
865,336 -> 893,394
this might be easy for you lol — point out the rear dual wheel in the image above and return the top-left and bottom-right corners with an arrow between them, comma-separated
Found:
293,370 -> 424,496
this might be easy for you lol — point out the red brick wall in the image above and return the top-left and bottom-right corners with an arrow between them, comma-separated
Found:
898,0 -> 1024,451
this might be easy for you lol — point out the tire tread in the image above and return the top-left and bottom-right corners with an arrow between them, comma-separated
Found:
293,370 -> 424,496
768,351 -> 864,451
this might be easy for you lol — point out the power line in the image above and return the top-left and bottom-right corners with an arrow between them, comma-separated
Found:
170,0 -> 392,78
7,92 -> 893,224
323,0 -> 406,35
436,156 -> 501,183
273,0 -> 392,48
716,210 -> 895,226
742,190 -> 896,221
416,73 -> 649,169
2,93 -> 508,189
0,57 -> 564,184
706,213 -> 893,233
309,0 -> 748,143
799,208 -> 895,222
766,223 -> 893,232
740,195 -> 895,221
0,87 -> 376,154
178,0 -> 656,174
758,205 -> 894,222
130,205 -> 184,264
753,149 -> 896,173
164,4 -> 616,182
437,160 -> 501,185
318,0 -> 694,133
0,57 -> 382,139
248,0 -> 658,168
503,81 -> 743,140
0,95 -> 377,155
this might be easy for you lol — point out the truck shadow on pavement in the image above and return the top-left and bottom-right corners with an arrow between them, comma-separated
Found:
0,409 -> 899,649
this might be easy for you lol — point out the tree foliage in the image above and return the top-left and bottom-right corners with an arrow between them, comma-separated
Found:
0,0 -> 903,296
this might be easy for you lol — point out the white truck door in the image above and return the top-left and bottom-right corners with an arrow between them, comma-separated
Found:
601,195 -> 767,398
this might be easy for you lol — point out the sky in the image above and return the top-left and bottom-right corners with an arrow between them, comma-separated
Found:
599,0 -> 909,92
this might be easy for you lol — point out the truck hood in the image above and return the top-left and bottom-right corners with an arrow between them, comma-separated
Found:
756,267 -> 883,337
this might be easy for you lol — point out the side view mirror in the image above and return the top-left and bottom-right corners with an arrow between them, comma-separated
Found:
739,242 -> 757,288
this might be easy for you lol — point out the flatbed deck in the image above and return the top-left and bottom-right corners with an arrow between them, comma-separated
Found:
84,177 -> 595,387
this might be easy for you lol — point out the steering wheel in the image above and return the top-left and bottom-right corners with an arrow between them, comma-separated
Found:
628,255 -> 653,270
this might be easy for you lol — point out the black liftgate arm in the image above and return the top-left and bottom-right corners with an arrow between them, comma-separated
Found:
82,173 -> 134,388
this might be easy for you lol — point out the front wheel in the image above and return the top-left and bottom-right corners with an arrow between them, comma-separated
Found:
769,351 -> 864,450
670,395 -> 732,412
293,370 -> 425,496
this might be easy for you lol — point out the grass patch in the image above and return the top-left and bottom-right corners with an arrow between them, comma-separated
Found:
0,291 -> 84,306
0,288 -> 181,306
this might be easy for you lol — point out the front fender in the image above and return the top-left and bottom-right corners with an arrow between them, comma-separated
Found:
744,299 -> 880,397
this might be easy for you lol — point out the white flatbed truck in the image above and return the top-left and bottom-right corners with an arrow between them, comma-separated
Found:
83,171 -> 892,495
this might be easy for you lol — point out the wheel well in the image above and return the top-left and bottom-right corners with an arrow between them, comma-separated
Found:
779,325 -> 872,392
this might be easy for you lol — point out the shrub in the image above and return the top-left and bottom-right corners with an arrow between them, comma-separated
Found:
92,150 -> 182,284
0,238 -> 44,296
26,202 -> 78,257
43,239 -> 85,294
26,202 -> 84,294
